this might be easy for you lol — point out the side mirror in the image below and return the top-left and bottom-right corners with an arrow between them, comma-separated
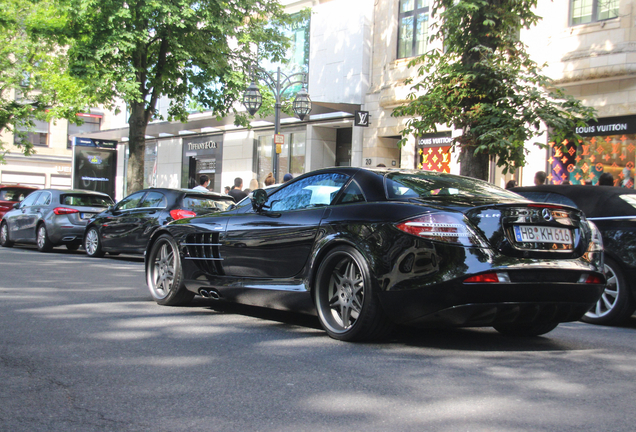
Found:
251,189 -> 268,212
12,202 -> 20,209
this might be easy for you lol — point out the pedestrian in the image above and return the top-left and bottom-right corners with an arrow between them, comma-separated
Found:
534,171 -> 547,185
264,173 -> 275,186
224,185 -> 231,194
283,173 -> 293,183
228,177 -> 247,202
193,175 -> 210,192
505,179 -> 517,189
249,178 -> 259,191
598,172 -> 614,186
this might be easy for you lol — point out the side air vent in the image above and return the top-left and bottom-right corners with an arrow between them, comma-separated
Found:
182,233 -> 223,275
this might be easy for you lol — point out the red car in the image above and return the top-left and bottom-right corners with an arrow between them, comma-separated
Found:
0,185 -> 39,220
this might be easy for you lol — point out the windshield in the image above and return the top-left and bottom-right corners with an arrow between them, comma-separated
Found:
385,172 -> 523,201
183,195 -> 233,212
61,194 -> 114,207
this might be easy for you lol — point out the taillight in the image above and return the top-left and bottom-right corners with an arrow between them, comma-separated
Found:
53,207 -> 79,215
464,272 -> 510,283
587,221 -> 603,252
395,213 -> 486,247
170,209 -> 197,220
578,273 -> 604,284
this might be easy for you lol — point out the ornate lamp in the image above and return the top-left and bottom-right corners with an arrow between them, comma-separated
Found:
242,81 -> 262,116
292,85 -> 312,121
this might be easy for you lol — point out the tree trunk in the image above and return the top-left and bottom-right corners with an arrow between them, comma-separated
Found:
126,101 -> 147,194
459,145 -> 490,181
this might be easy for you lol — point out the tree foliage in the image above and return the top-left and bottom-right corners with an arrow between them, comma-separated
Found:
50,0 -> 295,193
392,0 -> 596,180
0,0 -> 92,162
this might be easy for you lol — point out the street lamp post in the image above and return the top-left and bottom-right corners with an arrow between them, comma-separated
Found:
242,66 -> 312,182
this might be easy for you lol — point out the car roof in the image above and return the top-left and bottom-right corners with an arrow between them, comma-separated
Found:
511,185 -> 636,218
132,187 -> 234,201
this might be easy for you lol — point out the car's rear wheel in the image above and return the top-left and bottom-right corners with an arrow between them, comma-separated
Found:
146,234 -> 194,306
36,224 -> 53,252
581,257 -> 636,326
0,222 -> 14,247
84,227 -> 104,257
314,246 -> 393,341
493,322 -> 559,337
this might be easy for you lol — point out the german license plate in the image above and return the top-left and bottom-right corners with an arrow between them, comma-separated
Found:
513,225 -> 572,245
80,213 -> 94,220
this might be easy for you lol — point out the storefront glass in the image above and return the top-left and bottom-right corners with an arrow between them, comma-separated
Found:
257,131 -> 306,184
549,116 -> 636,187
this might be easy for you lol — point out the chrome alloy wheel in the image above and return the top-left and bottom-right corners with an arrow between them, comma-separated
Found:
149,240 -> 177,300
85,229 -> 99,255
37,225 -> 47,249
327,257 -> 365,330
0,223 -> 8,244
586,263 -> 619,319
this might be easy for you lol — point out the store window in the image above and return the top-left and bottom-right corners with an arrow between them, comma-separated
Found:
257,131 -> 306,184
144,141 -> 157,188
398,0 -> 429,59
415,133 -> 452,173
548,117 -> 636,187
570,0 -> 619,26
68,114 -> 101,149
14,118 -> 49,147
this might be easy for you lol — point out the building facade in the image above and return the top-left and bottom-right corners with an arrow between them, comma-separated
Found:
2,0 -> 634,198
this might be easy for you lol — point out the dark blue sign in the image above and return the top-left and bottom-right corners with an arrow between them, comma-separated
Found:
73,137 -> 118,148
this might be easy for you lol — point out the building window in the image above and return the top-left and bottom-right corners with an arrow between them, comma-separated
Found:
257,131 -> 306,185
14,118 -> 49,147
571,0 -> 619,26
68,114 -> 101,149
397,0 -> 429,59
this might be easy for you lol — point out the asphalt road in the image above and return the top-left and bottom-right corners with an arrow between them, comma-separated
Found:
1,245 -> 635,432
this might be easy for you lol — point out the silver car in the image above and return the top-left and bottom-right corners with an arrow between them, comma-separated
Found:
0,189 -> 114,252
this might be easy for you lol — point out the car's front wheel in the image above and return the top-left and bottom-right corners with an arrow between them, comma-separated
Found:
146,234 -> 194,306
36,224 -> 53,252
314,246 -> 393,341
581,257 -> 636,326
0,222 -> 14,247
84,227 -> 104,257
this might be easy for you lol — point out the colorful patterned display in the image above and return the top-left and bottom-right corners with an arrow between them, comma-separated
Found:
549,134 -> 635,188
417,146 -> 451,173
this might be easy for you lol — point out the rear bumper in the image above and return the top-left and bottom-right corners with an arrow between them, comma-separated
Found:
379,279 -> 604,327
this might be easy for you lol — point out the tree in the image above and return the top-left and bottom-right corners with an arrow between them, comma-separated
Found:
53,0 -> 294,193
0,0 -> 91,162
392,0 -> 596,180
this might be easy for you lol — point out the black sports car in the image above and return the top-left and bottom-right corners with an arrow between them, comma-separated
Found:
84,188 -> 234,257
144,168 -> 605,341
512,185 -> 636,326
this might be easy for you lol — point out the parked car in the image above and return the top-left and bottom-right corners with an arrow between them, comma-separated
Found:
0,189 -> 114,251
511,185 -> 636,326
84,188 -> 234,257
143,168 -> 605,341
0,185 -> 38,220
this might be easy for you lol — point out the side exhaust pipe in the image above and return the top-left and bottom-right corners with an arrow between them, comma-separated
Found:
199,289 -> 221,300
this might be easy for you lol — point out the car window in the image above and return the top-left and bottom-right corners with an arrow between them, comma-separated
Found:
0,188 -> 35,202
61,194 -> 114,207
514,191 -> 579,209
116,192 -> 145,210
19,192 -> 41,207
619,195 -> 636,210
336,180 -> 366,204
34,192 -> 51,206
268,173 -> 348,212
183,195 -> 233,212
385,172 -> 522,201
139,192 -> 167,208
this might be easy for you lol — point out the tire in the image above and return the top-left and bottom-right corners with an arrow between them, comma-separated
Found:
581,257 -> 636,326
0,222 -> 14,248
36,224 -> 53,252
314,245 -> 393,341
84,227 -> 104,257
146,234 -> 194,306
66,243 -> 80,251
493,322 -> 559,337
